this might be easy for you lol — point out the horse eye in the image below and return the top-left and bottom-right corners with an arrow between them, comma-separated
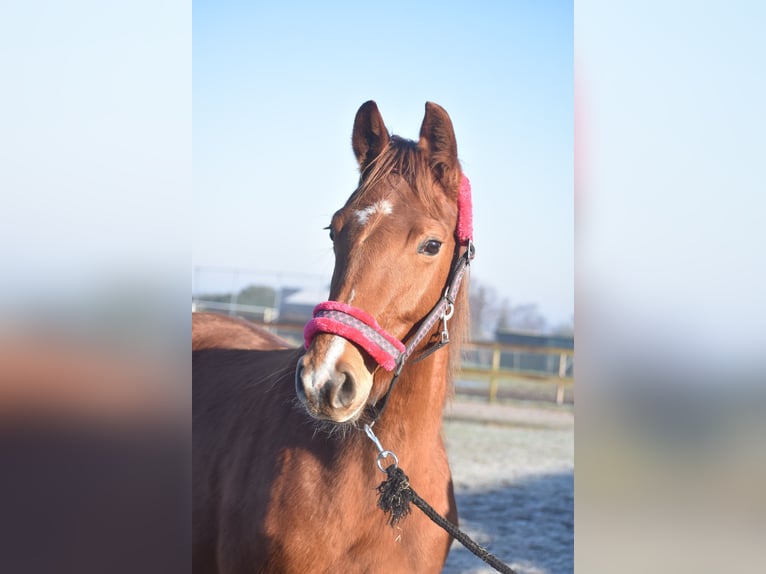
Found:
419,239 -> 442,256
325,226 -> 335,241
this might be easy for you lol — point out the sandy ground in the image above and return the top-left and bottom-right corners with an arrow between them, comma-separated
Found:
441,399 -> 574,574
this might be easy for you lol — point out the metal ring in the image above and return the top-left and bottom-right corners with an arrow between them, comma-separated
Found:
376,450 -> 399,473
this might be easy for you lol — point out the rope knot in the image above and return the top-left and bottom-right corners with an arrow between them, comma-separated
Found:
375,464 -> 414,527
374,461 -> 518,573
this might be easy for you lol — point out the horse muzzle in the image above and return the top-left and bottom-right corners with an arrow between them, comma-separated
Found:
295,335 -> 373,423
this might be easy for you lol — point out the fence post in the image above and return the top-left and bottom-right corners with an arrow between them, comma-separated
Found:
488,346 -> 501,403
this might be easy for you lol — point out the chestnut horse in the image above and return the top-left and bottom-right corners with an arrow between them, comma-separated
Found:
193,101 -> 472,573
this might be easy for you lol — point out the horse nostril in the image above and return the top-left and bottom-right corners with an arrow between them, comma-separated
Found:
329,371 -> 356,409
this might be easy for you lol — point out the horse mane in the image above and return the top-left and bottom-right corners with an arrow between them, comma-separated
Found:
352,134 -> 470,383
448,270 -> 470,381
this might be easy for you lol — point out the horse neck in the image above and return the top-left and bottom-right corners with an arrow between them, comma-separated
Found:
373,350 -> 451,449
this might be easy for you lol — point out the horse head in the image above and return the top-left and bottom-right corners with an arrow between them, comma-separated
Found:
296,100 -> 469,424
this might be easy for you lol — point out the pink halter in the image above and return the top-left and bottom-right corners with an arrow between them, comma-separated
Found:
456,174 -> 473,246
303,301 -> 406,371
303,175 -> 473,371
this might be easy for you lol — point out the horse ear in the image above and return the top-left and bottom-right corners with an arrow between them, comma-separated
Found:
352,100 -> 390,173
418,102 -> 460,190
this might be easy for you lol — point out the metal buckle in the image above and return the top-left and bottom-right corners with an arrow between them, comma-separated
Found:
441,302 -> 454,344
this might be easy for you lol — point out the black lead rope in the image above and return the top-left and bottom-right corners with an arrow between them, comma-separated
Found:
374,462 -> 517,574
364,417 -> 517,571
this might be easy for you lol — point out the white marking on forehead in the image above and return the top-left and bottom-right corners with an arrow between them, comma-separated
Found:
348,289 -> 356,304
354,200 -> 393,225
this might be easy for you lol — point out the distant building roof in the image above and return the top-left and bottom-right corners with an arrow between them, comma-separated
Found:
278,288 -> 327,324
495,329 -> 574,350
282,289 -> 327,306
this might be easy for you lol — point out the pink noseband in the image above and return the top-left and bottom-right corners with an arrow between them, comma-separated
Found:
304,302 -> 405,371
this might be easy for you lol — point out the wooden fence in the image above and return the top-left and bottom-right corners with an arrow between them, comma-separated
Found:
458,341 -> 574,405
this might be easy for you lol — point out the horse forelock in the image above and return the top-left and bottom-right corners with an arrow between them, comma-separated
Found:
352,135 -> 458,222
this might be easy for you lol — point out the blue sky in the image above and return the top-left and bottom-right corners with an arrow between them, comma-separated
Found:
193,1 -> 573,327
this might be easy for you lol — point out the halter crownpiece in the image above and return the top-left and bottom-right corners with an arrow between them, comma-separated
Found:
456,174 -> 473,245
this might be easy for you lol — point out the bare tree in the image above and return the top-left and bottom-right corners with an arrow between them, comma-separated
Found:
470,279 -> 556,338
507,303 -> 547,333
469,281 -> 497,340
551,314 -> 574,337
495,297 -> 511,331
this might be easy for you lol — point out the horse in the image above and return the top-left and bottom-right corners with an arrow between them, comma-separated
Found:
193,100 -> 473,573
192,312 -> 292,351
